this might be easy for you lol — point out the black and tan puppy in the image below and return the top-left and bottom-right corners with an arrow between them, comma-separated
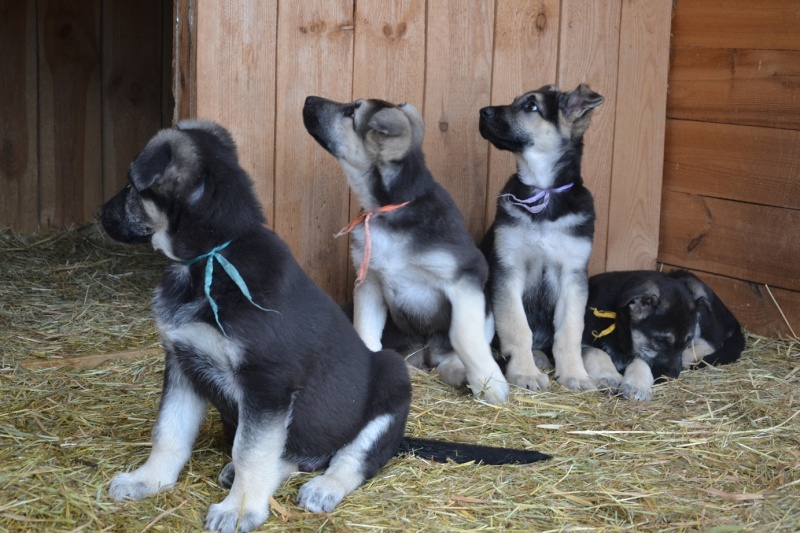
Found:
582,270 -> 745,401
303,96 -> 510,404
479,84 -> 604,392
98,121 -> 547,533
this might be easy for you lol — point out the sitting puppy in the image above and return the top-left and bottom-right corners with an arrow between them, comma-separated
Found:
582,269 -> 745,401
303,96 -> 510,404
479,84 -> 604,392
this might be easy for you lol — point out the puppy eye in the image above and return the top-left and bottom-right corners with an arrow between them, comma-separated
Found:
525,100 -> 539,113
344,102 -> 361,119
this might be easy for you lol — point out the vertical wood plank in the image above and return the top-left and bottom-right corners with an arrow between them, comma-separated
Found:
0,0 -> 38,232
101,0 -> 164,200
350,0 -> 425,291
196,2 -> 277,222
273,0 -> 354,302
558,0 -> 622,275
38,0 -> 102,228
423,0 -> 495,240
485,0 -> 560,227
172,0 -> 196,122
605,0 -> 671,271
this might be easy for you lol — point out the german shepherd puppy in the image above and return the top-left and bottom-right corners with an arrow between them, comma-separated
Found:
98,121 -> 547,533
479,84 -> 604,392
303,96 -> 510,404
582,270 -> 744,401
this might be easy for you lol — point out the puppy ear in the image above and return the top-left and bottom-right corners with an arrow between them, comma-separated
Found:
627,294 -> 659,322
397,102 -> 425,147
129,140 -> 172,191
562,84 -> 604,118
129,129 -> 202,202
367,107 -> 413,161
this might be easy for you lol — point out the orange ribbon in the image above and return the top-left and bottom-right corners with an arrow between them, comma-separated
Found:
335,201 -> 411,286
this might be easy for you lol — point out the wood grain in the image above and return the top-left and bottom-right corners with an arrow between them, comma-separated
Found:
196,2 -> 277,222
668,47 -> 800,130
557,0 -> 622,275
38,0 -> 103,228
0,0 -> 38,232
605,0 -> 671,271
101,0 -> 165,201
663,119 -> 800,210
273,0 -> 354,302
172,0 -> 196,122
658,190 -> 800,292
659,265 -> 800,339
671,0 -> 800,51
485,0 -> 560,227
422,0 -> 495,240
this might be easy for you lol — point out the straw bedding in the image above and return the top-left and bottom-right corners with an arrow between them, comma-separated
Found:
1,225 -> 798,532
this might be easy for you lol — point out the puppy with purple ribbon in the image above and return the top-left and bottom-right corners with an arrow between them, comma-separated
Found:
479,84 -> 604,392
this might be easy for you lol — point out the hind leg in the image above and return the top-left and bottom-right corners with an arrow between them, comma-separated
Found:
446,279 -> 509,403
298,350 -> 409,512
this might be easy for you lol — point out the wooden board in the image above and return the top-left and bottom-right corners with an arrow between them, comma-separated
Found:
422,0 -> 495,240
671,0 -> 800,51
658,190 -> 800,292
172,0 -> 196,122
273,1 -> 354,302
196,2 -> 277,221
37,0 -> 103,228
663,119 -> 800,210
557,0 -> 622,275
0,0 -> 38,232
101,0 -> 165,200
668,47 -> 800,130
485,0 -> 560,227
659,265 -> 800,339
605,0 -> 672,271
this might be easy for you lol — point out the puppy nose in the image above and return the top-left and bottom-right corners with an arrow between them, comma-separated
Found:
304,96 -> 319,107
480,107 -> 494,118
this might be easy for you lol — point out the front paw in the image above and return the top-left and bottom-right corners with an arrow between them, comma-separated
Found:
205,496 -> 269,533
433,354 -> 468,388
506,369 -> 550,392
298,475 -> 349,513
593,373 -> 623,392
556,373 -> 596,391
473,370 -> 510,404
109,470 -> 172,501
619,381 -> 653,402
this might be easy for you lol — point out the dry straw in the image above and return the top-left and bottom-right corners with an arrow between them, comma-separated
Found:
1,225 -> 798,531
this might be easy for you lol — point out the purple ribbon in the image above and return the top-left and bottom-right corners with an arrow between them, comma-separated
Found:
499,182 -> 574,214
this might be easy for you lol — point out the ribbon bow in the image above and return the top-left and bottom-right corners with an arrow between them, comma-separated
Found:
590,307 -> 617,339
500,182 -> 574,214
183,240 -> 279,337
335,201 -> 411,286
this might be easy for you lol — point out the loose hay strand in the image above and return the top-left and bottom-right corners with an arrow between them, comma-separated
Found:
1,225 -> 799,531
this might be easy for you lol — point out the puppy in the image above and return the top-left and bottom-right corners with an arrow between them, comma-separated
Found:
479,84 -> 604,392
99,121 -> 547,533
582,269 -> 745,401
303,96 -> 510,404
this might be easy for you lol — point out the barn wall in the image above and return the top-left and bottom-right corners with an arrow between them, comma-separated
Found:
660,0 -> 800,337
188,0 -> 672,303
0,0 -> 172,232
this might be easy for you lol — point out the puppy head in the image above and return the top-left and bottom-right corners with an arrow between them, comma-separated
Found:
98,120 -> 264,260
303,96 -> 425,204
619,279 -> 698,379
479,83 -> 603,159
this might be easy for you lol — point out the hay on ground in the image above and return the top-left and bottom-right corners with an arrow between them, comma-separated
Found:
1,225 -> 798,532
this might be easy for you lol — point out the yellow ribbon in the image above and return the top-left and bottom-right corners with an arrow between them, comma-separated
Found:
590,307 -> 616,339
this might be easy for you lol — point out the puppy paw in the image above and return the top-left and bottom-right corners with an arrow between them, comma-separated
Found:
619,381 -> 653,402
109,469 -> 173,501
532,350 -> 554,371
433,355 -> 468,388
556,373 -> 596,391
475,372 -> 510,404
218,462 -> 235,489
506,370 -> 550,392
594,374 -> 623,392
298,475 -> 347,513
205,496 -> 269,533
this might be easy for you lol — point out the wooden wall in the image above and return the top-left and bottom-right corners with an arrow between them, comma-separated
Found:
0,0 -> 171,233
187,0 -> 672,303
661,0 -> 800,337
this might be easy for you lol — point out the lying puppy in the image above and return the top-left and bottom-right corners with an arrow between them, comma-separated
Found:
98,121 -> 547,533
303,96 -> 510,404
582,269 -> 745,401
479,84 -> 604,392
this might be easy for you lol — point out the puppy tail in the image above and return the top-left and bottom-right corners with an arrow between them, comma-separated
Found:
397,437 -> 550,465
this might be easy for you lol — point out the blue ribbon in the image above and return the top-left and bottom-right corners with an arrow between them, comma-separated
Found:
183,240 -> 279,337
500,182 -> 574,214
